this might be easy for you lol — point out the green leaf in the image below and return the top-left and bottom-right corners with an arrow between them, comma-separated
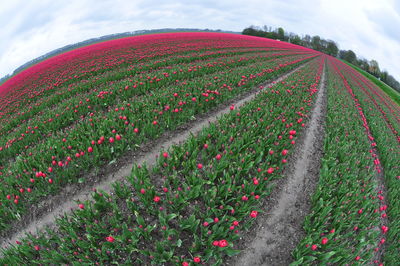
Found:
289,257 -> 303,266
166,213 -> 178,222
321,251 -> 336,261
225,248 -> 241,257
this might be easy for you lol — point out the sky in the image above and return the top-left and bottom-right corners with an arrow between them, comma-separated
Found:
0,0 -> 399,81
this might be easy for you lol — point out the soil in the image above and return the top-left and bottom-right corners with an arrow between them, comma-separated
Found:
0,64 -> 306,251
224,62 -> 327,266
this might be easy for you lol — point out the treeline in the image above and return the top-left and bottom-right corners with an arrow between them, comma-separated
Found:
243,26 -> 400,93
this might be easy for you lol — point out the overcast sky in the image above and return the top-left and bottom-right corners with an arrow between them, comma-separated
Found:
1,0 -> 399,80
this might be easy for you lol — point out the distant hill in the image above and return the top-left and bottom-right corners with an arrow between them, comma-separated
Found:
0,28 -> 240,85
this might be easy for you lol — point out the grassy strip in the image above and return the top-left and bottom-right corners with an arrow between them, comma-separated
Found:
0,54 -> 323,265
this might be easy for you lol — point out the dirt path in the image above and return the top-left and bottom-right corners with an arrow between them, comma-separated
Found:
0,64 -> 307,251
225,62 -> 327,266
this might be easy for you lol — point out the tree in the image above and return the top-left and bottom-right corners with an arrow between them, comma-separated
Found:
311,35 -> 322,51
320,39 -> 328,53
262,25 -> 271,32
302,35 -> 312,48
242,26 -> 264,37
357,58 -> 370,71
241,25 -> 400,93
290,34 -> 302,45
277,27 -> 285,41
386,74 -> 400,92
369,60 -> 380,77
340,50 -> 357,64
326,41 -> 339,57
380,71 -> 388,83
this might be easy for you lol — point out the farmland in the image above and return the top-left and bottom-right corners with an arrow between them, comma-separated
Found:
0,32 -> 398,265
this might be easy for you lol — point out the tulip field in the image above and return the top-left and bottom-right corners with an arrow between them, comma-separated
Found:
0,32 -> 398,265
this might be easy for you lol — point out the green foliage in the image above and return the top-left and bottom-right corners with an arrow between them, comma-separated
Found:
0,55 -> 325,265
343,61 -> 400,105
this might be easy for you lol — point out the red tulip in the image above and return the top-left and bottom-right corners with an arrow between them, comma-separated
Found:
250,210 -> 258,218
381,226 -> 388,234
218,239 -> 228,247
105,236 -> 115,243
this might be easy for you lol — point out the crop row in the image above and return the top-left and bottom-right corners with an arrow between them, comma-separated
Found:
0,53 -> 325,265
0,51 -> 308,158
0,50 -> 317,233
291,57 -> 397,265
1,48 -> 304,134
331,60 -> 399,264
0,33 -> 312,117
343,65 -> 400,140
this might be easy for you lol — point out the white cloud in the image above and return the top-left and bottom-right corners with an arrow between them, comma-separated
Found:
0,0 -> 399,80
